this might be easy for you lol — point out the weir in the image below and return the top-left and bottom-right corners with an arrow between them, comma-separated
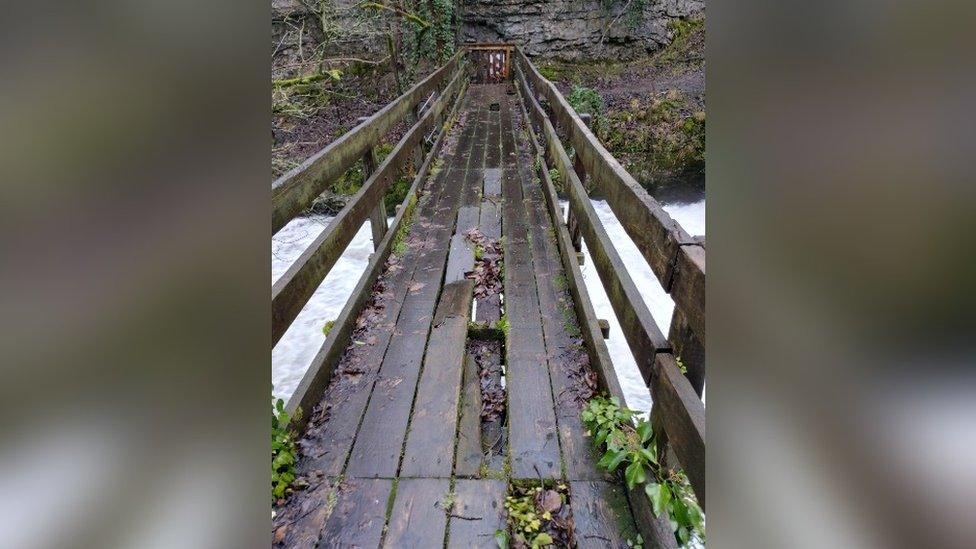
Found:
271,45 -> 705,548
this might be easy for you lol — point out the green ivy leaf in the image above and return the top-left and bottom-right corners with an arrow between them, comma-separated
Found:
531,532 -> 553,547
494,529 -> 509,549
645,482 -> 664,517
636,421 -> 653,443
625,460 -> 646,490
677,525 -> 690,545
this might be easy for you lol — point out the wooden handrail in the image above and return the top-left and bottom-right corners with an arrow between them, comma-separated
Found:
515,48 -> 705,346
272,66 -> 465,345
271,51 -> 463,235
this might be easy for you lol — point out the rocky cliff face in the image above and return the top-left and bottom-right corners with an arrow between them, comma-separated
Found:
273,0 -> 704,64
459,0 -> 703,59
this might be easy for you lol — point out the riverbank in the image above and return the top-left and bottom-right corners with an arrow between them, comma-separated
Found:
536,17 -> 705,193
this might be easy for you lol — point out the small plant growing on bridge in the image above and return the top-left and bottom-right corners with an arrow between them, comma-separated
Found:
497,482 -> 572,548
272,396 -> 300,502
495,314 -> 510,337
581,395 -> 704,546
322,320 -> 336,336
547,167 -> 562,192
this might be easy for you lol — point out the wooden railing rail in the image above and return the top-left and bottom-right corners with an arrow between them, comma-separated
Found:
514,50 -> 705,512
282,71 -> 470,432
272,61 -> 466,346
515,49 -> 705,350
271,51 -> 463,235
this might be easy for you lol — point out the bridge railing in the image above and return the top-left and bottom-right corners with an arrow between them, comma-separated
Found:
513,47 -> 705,538
274,53 -> 469,429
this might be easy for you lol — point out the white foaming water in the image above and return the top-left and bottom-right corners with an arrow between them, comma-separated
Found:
271,215 -> 376,400
271,199 -> 705,414
571,199 -> 705,414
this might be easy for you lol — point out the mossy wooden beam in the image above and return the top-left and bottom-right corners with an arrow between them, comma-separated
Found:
516,49 -> 704,348
272,69 -> 464,345
271,51 -> 462,235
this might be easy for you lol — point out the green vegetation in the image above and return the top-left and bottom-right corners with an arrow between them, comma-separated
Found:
496,483 -> 570,548
322,319 -> 336,337
272,396 -> 300,501
567,85 -> 605,120
601,92 -> 705,177
582,395 -> 704,546
495,314 -> 510,337
547,167 -> 562,193
392,192 -> 419,256
657,18 -> 704,67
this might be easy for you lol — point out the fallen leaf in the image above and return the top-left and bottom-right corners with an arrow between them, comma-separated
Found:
540,489 -> 562,513
273,525 -> 287,544
408,282 -> 425,293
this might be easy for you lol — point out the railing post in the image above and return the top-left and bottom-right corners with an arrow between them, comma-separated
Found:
566,112 -> 591,252
668,292 -> 705,397
358,116 -> 388,249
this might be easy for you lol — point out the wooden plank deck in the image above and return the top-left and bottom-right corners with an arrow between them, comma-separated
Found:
274,83 -> 641,548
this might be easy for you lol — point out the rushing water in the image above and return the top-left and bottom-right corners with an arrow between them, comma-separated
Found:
272,216 -> 376,400
571,197 -> 705,413
271,189 -> 704,412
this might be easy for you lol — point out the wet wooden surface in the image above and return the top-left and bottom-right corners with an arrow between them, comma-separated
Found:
448,479 -> 507,548
274,84 -> 648,548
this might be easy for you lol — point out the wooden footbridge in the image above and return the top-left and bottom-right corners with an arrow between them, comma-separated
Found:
272,45 -> 705,548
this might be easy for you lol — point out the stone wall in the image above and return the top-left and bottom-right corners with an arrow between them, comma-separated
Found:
273,0 -> 705,65
458,0 -> 704,60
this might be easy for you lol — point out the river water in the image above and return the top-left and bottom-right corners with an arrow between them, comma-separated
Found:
272,190 -> 704,415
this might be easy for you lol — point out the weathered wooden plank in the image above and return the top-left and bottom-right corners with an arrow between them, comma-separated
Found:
650,353 -> 705,509
515,50 -> 693,288
513,73 -> 678,549
669,244 -> 705,347
272,69 -> 465,345
445,233 -> 476,284
502,147 -> 561,480
384,478 -> 451,548
448,479 -> 507,548
344,171 -> 465,478
508,95 -> 604,482
668,307 -> 705,396
511,84 -> 625,402
625,484 -> 680,549
272,476 -> 334,547
571,481 -> 641,549
272,52 -> 461,234
344,99 -> 484,478
301,165 -> 459,475
454,354 -> 483,477
318,478 -> 392,548
401,279 -> 474,477
286,82 -> 468,432
517,65 -> 669,382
